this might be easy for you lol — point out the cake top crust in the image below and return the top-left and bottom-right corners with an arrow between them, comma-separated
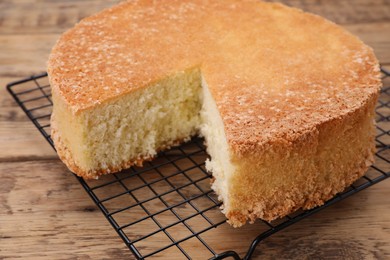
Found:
48,0 -> 381,155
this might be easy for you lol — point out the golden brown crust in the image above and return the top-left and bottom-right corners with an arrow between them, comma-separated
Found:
225,92 -> 378,227
227,152 -> 374,226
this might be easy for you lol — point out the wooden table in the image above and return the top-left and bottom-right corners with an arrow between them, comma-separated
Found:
1,1 -> 389,259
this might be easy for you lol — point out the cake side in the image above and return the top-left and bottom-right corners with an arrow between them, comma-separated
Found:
223,91 -> 378,227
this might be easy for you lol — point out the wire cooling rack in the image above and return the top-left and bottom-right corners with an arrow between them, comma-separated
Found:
6,68 -> 390,259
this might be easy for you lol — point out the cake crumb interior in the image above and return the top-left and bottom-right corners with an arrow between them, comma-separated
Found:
82,69 -> 203,169
55,67 -> 234,208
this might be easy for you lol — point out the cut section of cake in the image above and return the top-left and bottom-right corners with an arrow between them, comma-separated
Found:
48,0 -> 381,227
51,67 -> 203,177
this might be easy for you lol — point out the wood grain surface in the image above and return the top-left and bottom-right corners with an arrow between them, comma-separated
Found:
1,1 -> 389,259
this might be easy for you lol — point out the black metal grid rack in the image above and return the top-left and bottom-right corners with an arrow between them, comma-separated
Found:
6,68 -> 390,259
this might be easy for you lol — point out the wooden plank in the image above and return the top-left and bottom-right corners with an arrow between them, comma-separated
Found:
276,0 -> 390,25
0,160 -> 134,259
0,0 -> 389,36
0,160 -> 388,259
0,121 -> 56,161
0,35 -> 57,77
344,23 -> 390,65
0,0 -> 119,35
253,181 -> 390,259
0,77 -> 56,160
